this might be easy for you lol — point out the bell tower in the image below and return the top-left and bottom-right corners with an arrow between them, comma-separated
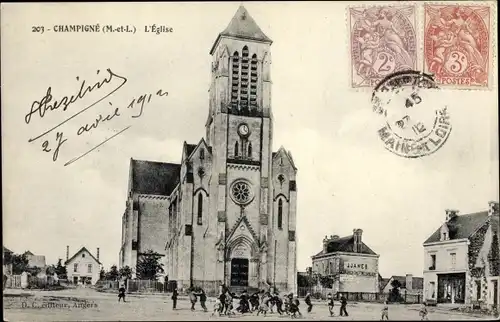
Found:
206,6 -> 279,289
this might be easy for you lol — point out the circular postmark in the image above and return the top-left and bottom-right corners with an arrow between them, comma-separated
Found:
371,70 -> 452,158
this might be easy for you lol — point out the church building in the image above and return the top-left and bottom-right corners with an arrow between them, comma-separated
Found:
119,6 -> 298,295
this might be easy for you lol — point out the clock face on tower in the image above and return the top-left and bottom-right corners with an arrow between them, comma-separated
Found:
238,123 -> 250,137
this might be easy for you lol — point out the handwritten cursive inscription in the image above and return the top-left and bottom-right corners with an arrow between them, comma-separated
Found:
26,69 -> 128,142
25,68 -> 169,166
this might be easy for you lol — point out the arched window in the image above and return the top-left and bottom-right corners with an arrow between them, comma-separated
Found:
278,199 -> 283,229
235,141 -> 239,157
248,142 -> 252,158
197,194 -> 203,225
199,148 -> 205,160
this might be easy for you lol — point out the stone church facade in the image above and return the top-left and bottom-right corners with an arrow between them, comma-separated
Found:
119,6 -> 298,295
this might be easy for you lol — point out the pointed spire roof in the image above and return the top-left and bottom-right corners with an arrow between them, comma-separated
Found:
210,6 -> 272,54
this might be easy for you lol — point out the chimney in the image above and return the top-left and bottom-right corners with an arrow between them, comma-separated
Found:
489,201 -> 499,217
66,246 -> 69,261
97,248 -> 100,262
406,274 -> 413,291
353,229 -> 363,253
323,235 -> 329,252
445,209 -> 459,222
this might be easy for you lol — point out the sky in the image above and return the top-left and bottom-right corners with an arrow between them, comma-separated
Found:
2,2 -> 498,279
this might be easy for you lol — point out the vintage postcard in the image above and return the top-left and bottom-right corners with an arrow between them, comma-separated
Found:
2,2 -> 498,321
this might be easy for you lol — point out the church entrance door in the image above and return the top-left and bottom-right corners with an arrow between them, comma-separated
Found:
230,258 -> 249,286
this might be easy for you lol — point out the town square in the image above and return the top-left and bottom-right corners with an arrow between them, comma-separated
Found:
2,2 -> 499,321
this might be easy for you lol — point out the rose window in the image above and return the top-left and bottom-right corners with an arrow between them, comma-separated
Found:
231,181 -> 252,205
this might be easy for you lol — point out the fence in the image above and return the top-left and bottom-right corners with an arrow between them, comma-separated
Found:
297,287 -> 422,304
126,280 -> 167,293
5,275 -> 22,289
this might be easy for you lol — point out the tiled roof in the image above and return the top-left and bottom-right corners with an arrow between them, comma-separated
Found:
220,6 -> 272,43
64,247 -> 101,266
424,211 -> 489,244
391,276 -> 424,290
131,159 -> 181,196
312,235 -> 377,257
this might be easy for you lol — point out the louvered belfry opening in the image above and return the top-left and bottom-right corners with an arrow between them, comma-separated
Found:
230,46 -> 258,116
231,51 -> 240,113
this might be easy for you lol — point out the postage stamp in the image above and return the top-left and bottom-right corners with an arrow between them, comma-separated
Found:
349,5 -> 418,88
371,70 -> 452,158
423,4 -> 492,88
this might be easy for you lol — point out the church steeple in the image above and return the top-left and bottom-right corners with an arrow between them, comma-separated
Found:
210,6 -> 272,54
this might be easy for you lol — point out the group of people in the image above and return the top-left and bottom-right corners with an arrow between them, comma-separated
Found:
121,284 -> 430,320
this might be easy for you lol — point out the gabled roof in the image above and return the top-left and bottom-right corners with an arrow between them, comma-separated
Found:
130,159 -> 181,196
24,250 -> 34,256
380,278 -> 391,290
210,6 -> 272,54
273,146 -> 298,170
3,246 -> 13,254
183,139 -> 213,161
424,211 -> 490,244
226,215 -> 259,244
65,247 -> 101,265
312,235 -> 377,258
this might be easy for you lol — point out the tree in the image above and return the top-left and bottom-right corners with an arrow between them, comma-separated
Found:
135,250 -> 164,280
488,232 -> 500,276
99,268 -> 106,280
119,266 -> 133,280
319,275 -> 334,288
55,259 -> 67,279
388,279 -> 403,303
45,264 -> 57,275
106,265 -> 119,281
11,253 -> 29,275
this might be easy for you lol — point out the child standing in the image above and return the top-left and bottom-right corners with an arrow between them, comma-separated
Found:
327,293 -> 334,317
171,288 -> 178,310
118,285 -> 126,302
381,301 -> 389,320
305,292 -> 313,313
419,304 -> 429,321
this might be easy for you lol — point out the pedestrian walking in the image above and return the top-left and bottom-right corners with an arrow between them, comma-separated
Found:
199,289 -> 208,312
118,284 -> 126,302
171,288 -> 178,310
189,288 -> 198,311
218,289 -> 227,315
273,292 -> 284,315
305,292 -> 313,313
339,294 -> 348,317
381,301 -> 389,320
327,293 -> 335,317
289,296 -> 302,318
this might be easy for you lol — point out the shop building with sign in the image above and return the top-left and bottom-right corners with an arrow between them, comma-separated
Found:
311,229 -> 380,293
422,201 -> 499,310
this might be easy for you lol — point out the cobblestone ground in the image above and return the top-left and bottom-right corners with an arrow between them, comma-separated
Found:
2,288 -> 492,321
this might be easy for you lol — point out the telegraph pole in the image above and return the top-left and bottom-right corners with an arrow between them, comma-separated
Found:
273,240 -> 277,291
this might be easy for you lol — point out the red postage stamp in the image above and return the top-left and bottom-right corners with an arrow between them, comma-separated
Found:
349,6 -> 418,88
424,4 -> 491,88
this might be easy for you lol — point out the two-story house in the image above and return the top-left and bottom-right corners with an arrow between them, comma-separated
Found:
65,246 -> 102,285
423,201 -> 499,310
311,229 -> 380,294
